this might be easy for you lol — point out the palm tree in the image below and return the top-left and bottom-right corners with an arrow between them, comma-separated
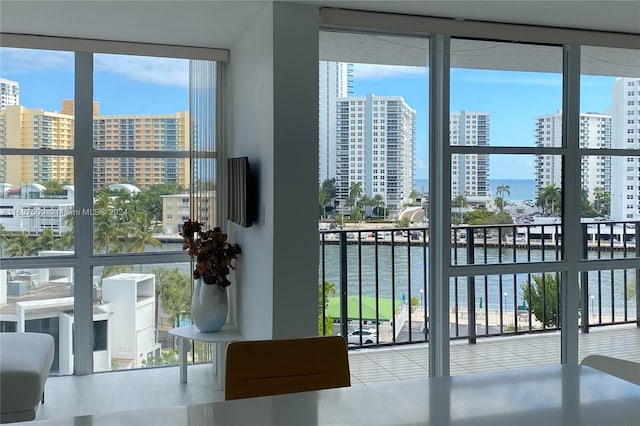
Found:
372,194 -> 385,218
6,233 -> 36,257
34,228 -> 55,252
409,189 -> 420,206
0,225 -> 10,257
125,211 -> 162,253
536,183 -> 561,215
348,181 -> 363,221
452,193 -> 468,224
496,184 -> 510,211
319,188 -> 330,219
93,187 -> 128,254
593,187 -> 611,216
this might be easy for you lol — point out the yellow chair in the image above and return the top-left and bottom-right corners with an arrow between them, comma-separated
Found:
224,335 -> 351,400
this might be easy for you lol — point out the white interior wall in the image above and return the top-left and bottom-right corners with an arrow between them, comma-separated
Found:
228,2 -> 275,340
228,2 -> 319,340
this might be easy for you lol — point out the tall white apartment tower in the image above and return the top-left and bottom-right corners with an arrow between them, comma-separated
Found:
335,94 -> 415,214
450,111 -> 490,198
0,78 -> 19,110
610,77 -> 640,220
319,62 -> 352,185
534,112 -> 611,206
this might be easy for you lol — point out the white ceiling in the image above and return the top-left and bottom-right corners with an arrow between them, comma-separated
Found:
0,1 -> 638,49
315,1 -> 640,36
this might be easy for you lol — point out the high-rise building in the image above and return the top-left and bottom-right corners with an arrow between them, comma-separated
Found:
335,94 -> 415,214
318,61 -> 352,186
0,78 -> 19,110
534,111 -> 612,206
610,77 -> 640,220
0,100 -> 190,189
0,105 -> 75,186
450,111 -> 490,199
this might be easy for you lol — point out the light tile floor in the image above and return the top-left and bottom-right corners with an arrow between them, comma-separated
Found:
34,324 -> 639,422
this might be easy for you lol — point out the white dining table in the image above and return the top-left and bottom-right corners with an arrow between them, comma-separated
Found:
22,364 -> 640,425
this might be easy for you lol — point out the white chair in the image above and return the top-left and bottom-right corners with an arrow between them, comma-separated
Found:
580,354 -> 640,386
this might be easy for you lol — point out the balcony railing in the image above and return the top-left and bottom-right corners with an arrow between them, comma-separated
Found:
319,220 -> 639,348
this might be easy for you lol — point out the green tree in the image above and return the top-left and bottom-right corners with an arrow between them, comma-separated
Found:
137,183 -> 186,222
319,178 -> 336,219
496,184 -> 510,211
319,186 -> 331,219
6,233 -> 37,257
581,188 -> 597,218
520,273 -> 562,328
347,181 -> 363,222
141,349 -> 180,367
464,208 -> 513,226
41,180 -> 68,197
372,194 -> 386,218
125,210 -> 162,253
0,225 -> 9,256
409,189 -> 420,206
93,187 -> 126,254
536,183 -> 561,215
152,267 -> 191,326
54,213 -> 75,251
34,228 -> 55,252
452,193 -> 468,224
319,281 -> 336,336
593,187 -> 611,216
358,194 -> 373,219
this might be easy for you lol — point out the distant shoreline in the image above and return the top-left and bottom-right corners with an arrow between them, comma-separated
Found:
414,178 -> 536,201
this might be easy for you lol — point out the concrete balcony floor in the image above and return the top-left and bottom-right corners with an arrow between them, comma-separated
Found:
34,324 -> 639,422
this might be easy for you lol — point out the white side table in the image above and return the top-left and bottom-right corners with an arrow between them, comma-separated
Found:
168,325 -> 243,389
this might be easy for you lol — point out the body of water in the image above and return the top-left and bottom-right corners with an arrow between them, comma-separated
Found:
320,244 -> 637,317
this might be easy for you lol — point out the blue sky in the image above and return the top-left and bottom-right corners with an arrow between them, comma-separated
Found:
352,63 -> 615,180
2,48 -> 615,181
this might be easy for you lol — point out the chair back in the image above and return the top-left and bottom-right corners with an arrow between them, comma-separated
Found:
580,354 -> 640,386
225,335 -> 350,400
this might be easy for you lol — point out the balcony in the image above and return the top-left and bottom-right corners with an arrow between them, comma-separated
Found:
319,222 -> 639,348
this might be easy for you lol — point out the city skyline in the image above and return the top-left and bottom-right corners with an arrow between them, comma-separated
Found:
0,48 -> 619,183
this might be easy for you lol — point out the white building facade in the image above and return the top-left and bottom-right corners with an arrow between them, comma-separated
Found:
610,77 -> 640,221
335,94 -> 415,214
535,111 -> 612,206
318,61 -> 352,186
0,78 -> 19,110
450,111 -> 490,199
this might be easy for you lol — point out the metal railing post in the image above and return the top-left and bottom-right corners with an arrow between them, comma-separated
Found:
581,223 -> 590,333
466,227 -> 476,344
339,231 -> 349,341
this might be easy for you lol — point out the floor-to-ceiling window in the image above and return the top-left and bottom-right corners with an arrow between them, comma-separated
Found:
319,9 -> 639,377
448,39 -> 565,374
318,31 -> 429,344
578,46 -> 640,361
0,36 -> 226,375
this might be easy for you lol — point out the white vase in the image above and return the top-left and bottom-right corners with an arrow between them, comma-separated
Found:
191,278 -> 228,333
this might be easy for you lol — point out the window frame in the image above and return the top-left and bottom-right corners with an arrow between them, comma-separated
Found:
0,34 -> 227,375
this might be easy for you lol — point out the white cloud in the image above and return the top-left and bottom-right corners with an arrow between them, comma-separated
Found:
94,55 -> 189,88
1,49 -> 190,87
451,70 -> 561,87
1,49 -> 73,72
352,63 -> 426,81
